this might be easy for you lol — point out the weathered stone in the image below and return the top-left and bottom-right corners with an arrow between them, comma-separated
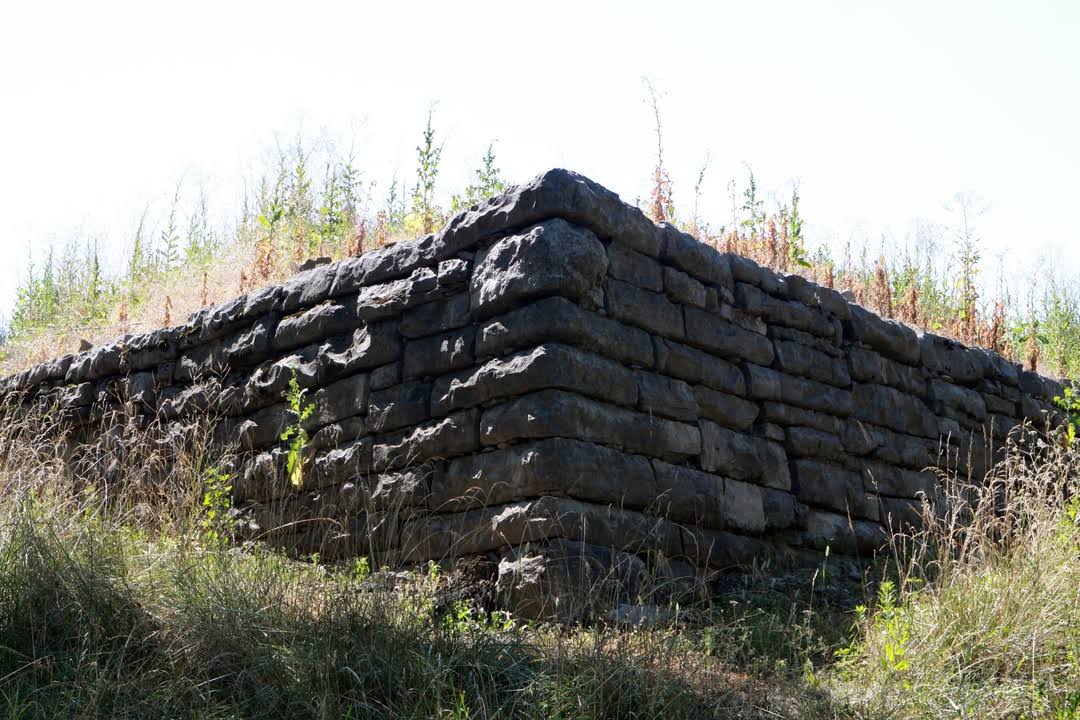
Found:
783,273 -> 851,321
768,324 -> 843,358
370,362 -> 401,391
309,415 -> 368,452
683,306 -> 774,366
763,488 -> 797,531
606,278 -> 685,339
303,373 -> 369,431
435,168 -> 661,260
318,322 -> 402,380
433,438 -> 657,511
372,410 -> 480,471
480,389 -> 701,460
367,381 -> 432,433
403,327 -> 476,379
663,266 -> 707,308
636,371 -> 697,421
930,380 -> 987,421
476,296 -> 653,368
879,496 -> 923,532
681,526 -> 773,569
847,346 -> 927,396
859,462 -> 936,499
786,426 -> 845,461
762,401 -> 844,434
726,253 -> 787,294
496,539 -> 648,621
274,301 -> 359,351
735,282 -> 835,338
653,338 -> 746,396
432,343 -> 636,415
312,437 -> 374,488
470,219 -> 607,317
356,267 -> 438,321
847,304 -> 920,365
802,509 -> 886,555
853,383 -> 938,438
281,264 -> 336,313
399,293 -> 471,339
773,339 -> 851,388
791,459 -> 874,518
652,461 -> 766,533
920,332 -> 987,384
658,222 -> 733,288
607,241 -> 662,291
698,420 -> 790,490
693,385 -> 759,431
745,364 -> 854,417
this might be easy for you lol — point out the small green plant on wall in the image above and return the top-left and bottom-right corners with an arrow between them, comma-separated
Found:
281,371 -> 315,489
201,466 -> 235,545
1053,386 -> 1080,446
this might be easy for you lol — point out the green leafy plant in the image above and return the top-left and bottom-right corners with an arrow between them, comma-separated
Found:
1054,387 -> 1080,446
200,466 -> 235,545
280,371 -> 315,489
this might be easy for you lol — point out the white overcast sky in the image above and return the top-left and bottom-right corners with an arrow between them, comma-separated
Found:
1,1 -> 1078,319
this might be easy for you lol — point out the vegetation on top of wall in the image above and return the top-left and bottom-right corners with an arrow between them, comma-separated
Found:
5,108 -> 1080,381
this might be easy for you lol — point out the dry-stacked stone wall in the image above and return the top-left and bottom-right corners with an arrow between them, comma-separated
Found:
1,169 -> 1064,617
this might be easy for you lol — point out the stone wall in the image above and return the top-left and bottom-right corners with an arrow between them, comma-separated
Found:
0,169 -> 1064,617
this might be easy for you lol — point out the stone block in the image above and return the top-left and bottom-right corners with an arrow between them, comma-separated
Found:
606,278 -> 685,339
683,306 -> 774,366
698,420 -> 790,490
470,218 -> 607,317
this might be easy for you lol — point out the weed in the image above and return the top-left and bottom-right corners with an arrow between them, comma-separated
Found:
280,371 -> 315,489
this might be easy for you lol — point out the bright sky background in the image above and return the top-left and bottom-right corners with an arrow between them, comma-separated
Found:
1,1 -> 1078,322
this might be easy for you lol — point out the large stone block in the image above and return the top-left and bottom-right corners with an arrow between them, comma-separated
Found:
607,241 -> 662,291
734,282 -> 836,338
847,304 -> 920,365
651,461 -> 766,533
773,339 -> 851,388
475,296 -> 654,368
658,222 -> 734,288
372,410 -> 480,471
274,301 -> 360,351
433,438 -> 657,511
480,389 -> 701,461
431,343 -> 637,416
653,337 -> 746,396
470,219 -> 607,317
402,327 -> 476,379
606,278 -> 685,339
745,364 -> 854,417
790,459 -> 875,519
693,385 -> 759,431
698,420 -> 790,490
683,306 -> 774,366
853,383 -> 939,438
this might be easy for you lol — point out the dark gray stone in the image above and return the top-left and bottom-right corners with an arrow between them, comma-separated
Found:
735,282 -> 836,338
318,322 -> 402,380
403,327 -> 476,379
372,409 -> 480,471
606,278 -> 685,339
652,461 -> 766,532
480,389 -> 701,460
847,346 -> 927,396
433,438 -> 657,511
762,401 -> 844,435
698,420 -> 790,490
745,364 -> 854,417
636,371 -> 697,421
303,373 -> 369,431
725,254 -> 787,295
356,266 -> 440,322
786,426 -> 845,461
802,509 -> 886,555
663,267 -> 707,308
281,264 -> 336,313
847,304 -> 920,365
657,222 -> 733,288
791,459 -> 876,518
919,332 -> 987,384
476,296 -> 654,368
693,385 -> 759,431
853,383 -> 939,438
431,343 -> 637,415
274,301 -> 359,351
470,219 -> 607,317
930,380 -> 987,421
399,293 -> 471,339
367,381 -> 432,433
653,338 -> 746,396
607,241 -> 662,291
683,306 -> 774,366
773,339 -> 851,388
859,461 -> 936,499
783,273 -> 851,321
